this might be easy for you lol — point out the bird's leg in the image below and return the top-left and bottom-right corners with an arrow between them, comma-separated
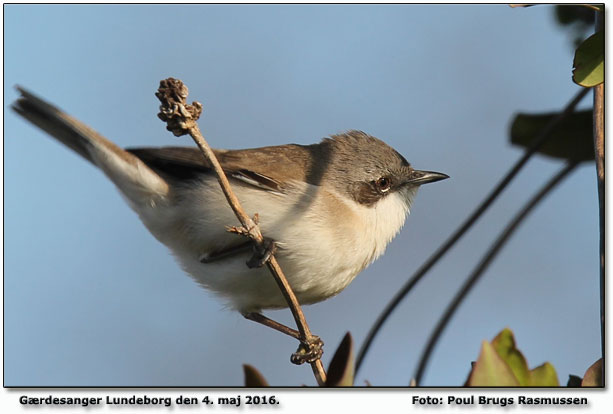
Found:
243,312 -> 301,339
199,241 -> 252,263
199,237 -> 276,267
237,228 -> 323,364
242,312 -> 324,365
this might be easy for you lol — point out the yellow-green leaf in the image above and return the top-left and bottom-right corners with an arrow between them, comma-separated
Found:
468,328 -> 561,387
466,341 -> 520,386
529,362 -> 560,386
573,31 -> 604,87
491,328 -> 530,385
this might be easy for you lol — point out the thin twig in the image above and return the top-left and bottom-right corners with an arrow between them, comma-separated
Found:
593,10 -> 605,367
413,161 -> 579,385
155,78 -> 326,385
191,123 -> 327,384
355,88 -> 589,375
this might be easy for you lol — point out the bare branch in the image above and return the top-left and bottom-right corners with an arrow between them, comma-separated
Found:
155,78 -> 326,385
414,161 -> 579,385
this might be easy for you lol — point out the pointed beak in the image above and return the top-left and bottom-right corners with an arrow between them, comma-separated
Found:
405,170 -> 449,186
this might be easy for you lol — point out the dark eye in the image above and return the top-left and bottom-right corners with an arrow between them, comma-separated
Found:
375,177 -> 392,193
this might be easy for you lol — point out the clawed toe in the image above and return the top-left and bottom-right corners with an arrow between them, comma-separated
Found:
246,237 -> 277,268
290,336 -> 324,365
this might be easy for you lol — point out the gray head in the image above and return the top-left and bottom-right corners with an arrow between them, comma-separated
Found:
319,130 -> 448,207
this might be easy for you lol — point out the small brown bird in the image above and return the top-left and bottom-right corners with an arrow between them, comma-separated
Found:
13,87 -> 448,316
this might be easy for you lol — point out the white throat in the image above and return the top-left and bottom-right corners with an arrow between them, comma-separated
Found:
366,186 -> 417,261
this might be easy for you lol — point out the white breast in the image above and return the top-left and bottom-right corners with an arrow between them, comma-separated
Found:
136,178 -> 416,312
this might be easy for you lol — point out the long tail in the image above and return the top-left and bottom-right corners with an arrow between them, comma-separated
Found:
12,87 -> 169,208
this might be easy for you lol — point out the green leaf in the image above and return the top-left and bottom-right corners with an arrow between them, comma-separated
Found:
581,358 -> 603,387
243,364 -> 269,387
467,328 -> 560,387
491,328 -> 530,385
529,362 -> 560,386
325,332 -> 354,387
466,340 -> 520,386
510,110 -> 594,161
573,31 -> 604,87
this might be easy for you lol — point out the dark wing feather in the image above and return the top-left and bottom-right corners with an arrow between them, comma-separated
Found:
127,143 -> 323,192
127,147 -> 213,180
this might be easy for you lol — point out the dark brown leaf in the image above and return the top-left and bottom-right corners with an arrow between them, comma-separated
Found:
581,358 -> 603,387
243,364 -> 269,387
510,110 -> 594,161
325,332 -> 354,387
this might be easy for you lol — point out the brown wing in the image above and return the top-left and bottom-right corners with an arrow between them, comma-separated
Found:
127,143 -> 327,192
126,147 -> 215,180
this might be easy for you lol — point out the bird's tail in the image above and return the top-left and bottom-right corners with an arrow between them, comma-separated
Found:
12,87 -> 170,208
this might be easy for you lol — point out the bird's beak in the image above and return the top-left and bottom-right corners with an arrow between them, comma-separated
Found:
405,170 -> 449,186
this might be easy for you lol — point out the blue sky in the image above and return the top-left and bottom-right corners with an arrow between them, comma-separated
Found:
4,4 -> 601,387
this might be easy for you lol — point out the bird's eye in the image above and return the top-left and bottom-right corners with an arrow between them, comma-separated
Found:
375,177 -> 392,193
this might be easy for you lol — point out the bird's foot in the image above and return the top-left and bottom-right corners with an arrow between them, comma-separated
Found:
290,336 -> 324,365
246,237 -> 277,268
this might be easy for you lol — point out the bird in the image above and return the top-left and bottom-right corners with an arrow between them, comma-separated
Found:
12,86 -> 448,328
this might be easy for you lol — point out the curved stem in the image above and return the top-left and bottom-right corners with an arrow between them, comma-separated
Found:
189,122 -> 326,386
413,161 -> 578,385
156,79 -> 326,385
